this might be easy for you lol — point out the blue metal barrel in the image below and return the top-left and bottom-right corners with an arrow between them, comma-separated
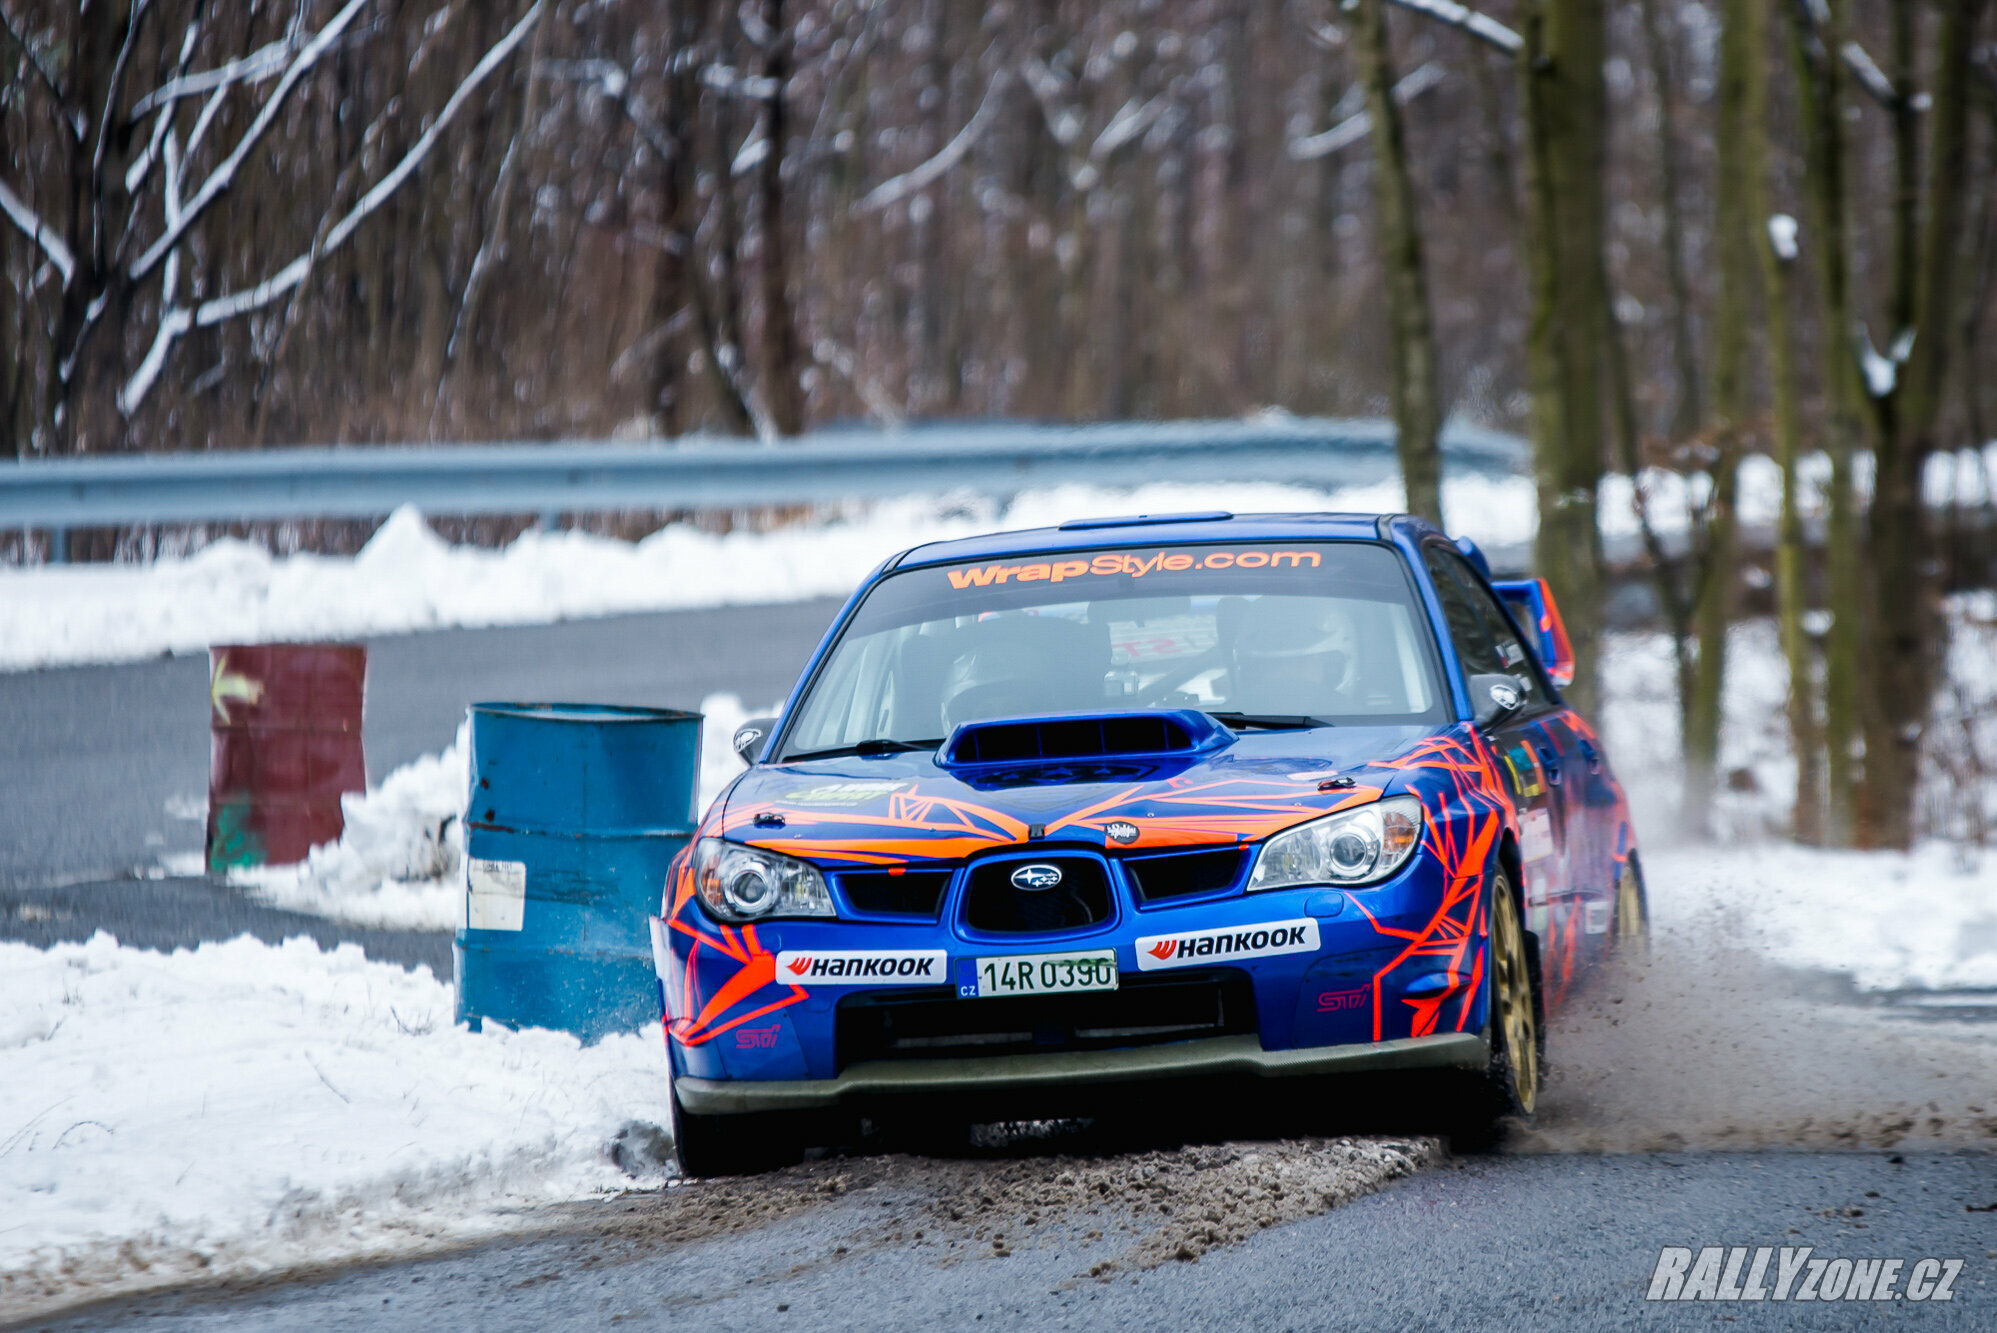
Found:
456,703 -> 701,1042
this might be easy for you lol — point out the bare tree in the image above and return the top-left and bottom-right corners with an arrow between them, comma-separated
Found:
1353,0 -> 1444,527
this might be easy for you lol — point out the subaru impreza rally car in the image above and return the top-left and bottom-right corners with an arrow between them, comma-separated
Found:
650,512 -> 1645,1175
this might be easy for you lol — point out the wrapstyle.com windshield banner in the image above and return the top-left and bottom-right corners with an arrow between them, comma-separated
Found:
946,548 -> 1323,590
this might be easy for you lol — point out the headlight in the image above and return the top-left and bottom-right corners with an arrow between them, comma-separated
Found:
1247,796 -> 1424,891
690,837 -> 834,922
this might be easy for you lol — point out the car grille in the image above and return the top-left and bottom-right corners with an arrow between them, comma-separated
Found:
834,869 -> 952,920
1123,847 -> 1248,903
962,856 -> 1113,934
835,972 -> 1255,1066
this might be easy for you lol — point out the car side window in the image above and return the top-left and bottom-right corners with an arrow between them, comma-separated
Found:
1420,545 -> 1542,708
1460,569 -> 1551,702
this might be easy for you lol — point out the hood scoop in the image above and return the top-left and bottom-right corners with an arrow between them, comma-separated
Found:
940,709 -> 1232,768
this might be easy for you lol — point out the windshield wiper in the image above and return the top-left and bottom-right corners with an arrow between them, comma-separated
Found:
783,737 -> 943,762
1206,712 -> 1335,731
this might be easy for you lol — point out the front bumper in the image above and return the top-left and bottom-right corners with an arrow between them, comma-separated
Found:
655,848 -> 1495,1100
675,1030 -> 1488,1114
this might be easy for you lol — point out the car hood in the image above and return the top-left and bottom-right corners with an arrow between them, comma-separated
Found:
709,724 -> 1453,867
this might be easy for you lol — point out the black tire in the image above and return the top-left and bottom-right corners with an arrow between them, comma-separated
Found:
1447,865 -> 1543,1153
669,1086 -> 805,1178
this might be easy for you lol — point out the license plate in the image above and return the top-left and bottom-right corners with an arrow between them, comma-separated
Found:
963,949 -> 1119,998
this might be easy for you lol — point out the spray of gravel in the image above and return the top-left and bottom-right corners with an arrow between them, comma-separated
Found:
1521,925 -> 1997,1153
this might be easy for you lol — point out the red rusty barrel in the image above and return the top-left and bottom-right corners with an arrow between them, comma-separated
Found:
206,644 -> 368,871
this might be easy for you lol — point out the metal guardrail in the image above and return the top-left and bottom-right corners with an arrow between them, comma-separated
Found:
1,418 -> 1528,556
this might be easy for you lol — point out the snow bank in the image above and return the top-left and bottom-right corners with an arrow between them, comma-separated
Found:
230,695 -> 772,930
0,475 -> 1537,672
234,723 -> 470,931
0,932 -> 675,1318
1647,842 -> 1997,993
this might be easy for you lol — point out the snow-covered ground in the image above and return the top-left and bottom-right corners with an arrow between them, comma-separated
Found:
0,932 -> 675,1319
1647,842 -> 1997,993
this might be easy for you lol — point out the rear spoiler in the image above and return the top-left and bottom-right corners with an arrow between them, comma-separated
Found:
1491,577 -> 1576,690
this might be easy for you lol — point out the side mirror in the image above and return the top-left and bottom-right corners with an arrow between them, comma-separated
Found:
732,717 -> 778,766
1470,674 -> 1526,729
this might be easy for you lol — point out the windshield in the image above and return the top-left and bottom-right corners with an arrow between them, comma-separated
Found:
779,541 -> 1446,758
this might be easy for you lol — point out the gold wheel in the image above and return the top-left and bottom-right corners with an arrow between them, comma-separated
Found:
1489,874 -> 1539,1116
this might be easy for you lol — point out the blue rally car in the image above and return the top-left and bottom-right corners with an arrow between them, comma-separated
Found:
649,512 -> 1645,1174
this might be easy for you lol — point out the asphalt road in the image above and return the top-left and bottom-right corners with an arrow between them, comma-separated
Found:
0,599 -> 845,894
23,1150 -> 1994,1331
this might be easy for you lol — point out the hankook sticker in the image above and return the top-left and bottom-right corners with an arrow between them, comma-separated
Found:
773,949 -> 948,985
1133,918 -> 1320,970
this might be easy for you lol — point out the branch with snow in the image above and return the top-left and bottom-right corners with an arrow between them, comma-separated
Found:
1385,0 -> 1522,54
1857,324 -> 1915,399
1288,62 -> 1446,161
540,59 -> 675,164
128,33 -> 299,118
700,63 -> 781,100
1838,41 -> 1898,107
1784,0 -> 1899,108
118,3 -> 545,415
1022,59 -> 1084,149
0,179 -> 74,287
854,70 -> 1009,213
127,0 -> 373,284
1766,213 -> 1799,262
812,337 -> 903,427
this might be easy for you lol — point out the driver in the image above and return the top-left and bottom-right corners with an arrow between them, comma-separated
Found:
1229,596 -> 1354,715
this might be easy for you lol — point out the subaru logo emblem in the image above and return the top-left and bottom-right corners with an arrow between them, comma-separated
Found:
1010,863 -> 1064,891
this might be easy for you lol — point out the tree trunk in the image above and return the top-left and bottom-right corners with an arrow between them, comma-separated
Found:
50,1 -> 138,456
1782,0 -> 1864,843
1636,0 -> 1702,441
1682,0 -> 1761,838
1750,3 -> 1822,844
1355,0 -> 1444,528
757,0 -> 805,436
1857,0 -> 1988,848
1518,0 -> 1609,716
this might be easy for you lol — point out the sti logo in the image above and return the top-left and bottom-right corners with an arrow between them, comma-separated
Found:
1316,986 -> 1370,1013
734,1024 -> 781,1049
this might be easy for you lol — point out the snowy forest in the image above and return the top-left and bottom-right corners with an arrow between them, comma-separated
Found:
5,0 -> 1997,850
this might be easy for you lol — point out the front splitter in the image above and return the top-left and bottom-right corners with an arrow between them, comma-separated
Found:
674,1030 -> 1488,1115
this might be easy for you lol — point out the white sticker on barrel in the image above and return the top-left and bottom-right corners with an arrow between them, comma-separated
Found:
467,857 -> 527,931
